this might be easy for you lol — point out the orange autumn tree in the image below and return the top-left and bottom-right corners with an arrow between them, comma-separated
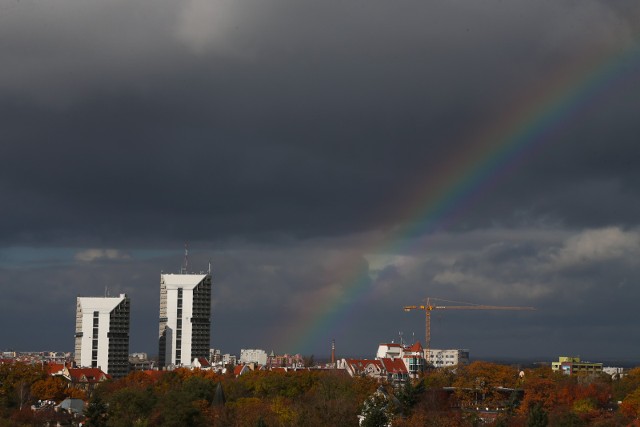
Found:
452,361 -> 518,406
30,376 -> 68,402
620,387 -> 640,419
518,367 -> 563,415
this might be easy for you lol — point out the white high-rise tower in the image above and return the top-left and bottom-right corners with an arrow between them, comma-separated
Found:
158,273 -> 212,368
74,294 -> 130,378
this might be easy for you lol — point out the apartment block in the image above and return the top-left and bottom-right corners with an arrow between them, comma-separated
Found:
74,294 -> 130,378
158,273 -> 212,368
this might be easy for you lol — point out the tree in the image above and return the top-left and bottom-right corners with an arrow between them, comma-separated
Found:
84,394 -> 109,427
526,402 -> 548,427
31,376 -> 67,402
106,387 -> 157,427
620,387 -> 640,419
303,355 -> 315,368
0,362 -> 45,412
360,398 -> 389,427
453,361 -> 518,406
396,379 -> 424,415
360,389 -> 394,427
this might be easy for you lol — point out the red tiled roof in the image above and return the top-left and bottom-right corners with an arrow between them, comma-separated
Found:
380,343 -> 402,348
67,368 -> 110,383
379,358 -> 408,374
197,357 -> 210,367
46,363 -> 65,375
233,365 -> 247,376
406,342 -> 423,353
345,359 -> 383,373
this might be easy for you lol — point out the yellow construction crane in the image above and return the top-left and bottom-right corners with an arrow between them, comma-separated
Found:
404,297 -> 534,365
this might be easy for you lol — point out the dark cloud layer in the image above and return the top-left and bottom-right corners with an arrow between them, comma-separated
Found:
2,0 -> 640,360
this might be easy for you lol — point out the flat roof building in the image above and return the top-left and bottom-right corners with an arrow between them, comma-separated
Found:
552,356 -> 603,375
74,294 -> 130,378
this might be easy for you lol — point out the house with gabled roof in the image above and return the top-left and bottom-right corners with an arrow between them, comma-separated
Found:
55,367 -> 111,397
379,358 -> 408,383
340,359 -> 385,380
192,357 -> 212,370
233,364 -> 250,377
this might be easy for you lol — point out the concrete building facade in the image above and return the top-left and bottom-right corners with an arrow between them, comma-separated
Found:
74,294 -> 130,378
240,349 -> 268,366
427,349 -> 470,367
158,273 -> 212,368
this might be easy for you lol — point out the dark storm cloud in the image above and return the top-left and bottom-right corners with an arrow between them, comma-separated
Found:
1,0 -> 637,244
2,0 -> 640,358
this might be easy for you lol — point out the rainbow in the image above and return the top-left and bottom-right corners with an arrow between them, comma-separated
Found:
276,42 -> 640,355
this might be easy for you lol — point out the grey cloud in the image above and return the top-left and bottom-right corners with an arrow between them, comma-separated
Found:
2,0 -> 640,359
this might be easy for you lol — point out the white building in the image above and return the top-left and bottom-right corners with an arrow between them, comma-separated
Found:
427,349 -> 469,367
240,349 -> 268,366
604,366 -> 625,378
223,354 -> 237,366
376,343 -> 403,359
74,294 -> 130,378
376,342 -> 425,378
158,273 -> 212,368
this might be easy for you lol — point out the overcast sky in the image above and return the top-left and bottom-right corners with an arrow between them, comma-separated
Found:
2,0 -> 640,362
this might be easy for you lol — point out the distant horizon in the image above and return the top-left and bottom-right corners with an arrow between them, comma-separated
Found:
5,347 -> 640,370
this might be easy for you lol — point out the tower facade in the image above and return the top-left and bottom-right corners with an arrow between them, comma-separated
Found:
74,294 -> 130,378
158,273 -> 212,368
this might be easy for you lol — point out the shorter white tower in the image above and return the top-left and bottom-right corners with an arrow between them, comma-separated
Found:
75,294 -> 130,378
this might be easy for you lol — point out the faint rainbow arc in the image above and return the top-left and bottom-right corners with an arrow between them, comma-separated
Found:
279,43 -> 640,354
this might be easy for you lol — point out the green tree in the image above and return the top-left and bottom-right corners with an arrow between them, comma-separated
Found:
526,402 -> 548,427
396,379 -> 424,415
303,355 -> 315,368
84,394 -> 109,427
361,391 -> 393,427
106,387 -> 156,427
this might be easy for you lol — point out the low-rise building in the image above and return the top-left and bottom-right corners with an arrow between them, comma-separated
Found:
340,358 -> 408,383
604,366 -> 624,378
427,349 -> 470,367
340,359 -> 385,380
223,354 -> 236,366
192,357 -> 212,370
240,349 -> 268,365
551,356 -> 603,375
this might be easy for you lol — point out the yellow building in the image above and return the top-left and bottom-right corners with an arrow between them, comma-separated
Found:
551,356 -> 603,375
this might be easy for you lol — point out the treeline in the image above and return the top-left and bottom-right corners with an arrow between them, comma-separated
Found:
3,361 -> 640,426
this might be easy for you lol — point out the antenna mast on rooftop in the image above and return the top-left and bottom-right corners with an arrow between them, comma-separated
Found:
181,243 -> 188,274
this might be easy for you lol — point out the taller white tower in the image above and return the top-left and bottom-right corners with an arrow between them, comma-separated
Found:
158,273 -> 212,368
75,294 -> 130,378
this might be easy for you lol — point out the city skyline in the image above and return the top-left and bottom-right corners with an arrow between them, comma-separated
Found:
2,0 -> 640,361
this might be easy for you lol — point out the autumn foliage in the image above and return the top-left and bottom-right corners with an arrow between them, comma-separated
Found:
3,361 -> 640,426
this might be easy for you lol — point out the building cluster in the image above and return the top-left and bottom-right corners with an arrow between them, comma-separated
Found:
72,271 -> 212,379
339,341 -> 470,384
0,351 -> 72,365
